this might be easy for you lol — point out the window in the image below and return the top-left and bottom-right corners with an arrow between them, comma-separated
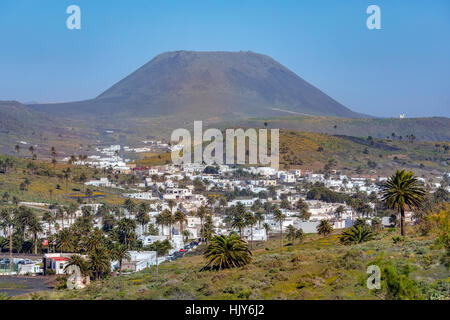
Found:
60,263 -> 64,269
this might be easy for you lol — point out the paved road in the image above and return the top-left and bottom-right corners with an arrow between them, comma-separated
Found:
0,276 -> 53,297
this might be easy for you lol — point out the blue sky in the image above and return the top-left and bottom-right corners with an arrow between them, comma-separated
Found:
0,0 -> 449,117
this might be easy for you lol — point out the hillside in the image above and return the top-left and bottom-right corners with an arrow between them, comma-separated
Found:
0,154 -> 127,207
20,226 -> 449,300
225,116 -> 450,142
136,130 -> 450,176
32,51 -> 365,120
0,101 -> 99,158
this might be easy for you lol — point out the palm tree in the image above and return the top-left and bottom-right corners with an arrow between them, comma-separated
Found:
161,209 -> 174,240
65,254 -> 89,277
88,247 -> 111,280
262,222 -> 271,240
183,230 -> 191,243
136,203 -> 150,234
196,206 -> 207,237
110,243 -> 131,275
117,218 -> 136,249
273,208 -> 286,250
167,199 -> 176,214
286,225 -> 296,242
15,206 -> 34,240
231,213 -> 246,239
340,225 -> 374,245
244,212 -> 256,249
28,146 -> 35,158
148,240 -> 172,277
56,206 -> 65,229
28,217 -> 43,254
102,213 -> 116,233
0,208 -> 16,272
202,234 -> 252,270
317,220 -> 333,236
295,228 -> 305,243
174,210 -> 187,239
254,211 -> 264,228
66,203 -> 78,225
62,168 -> 71,192
42,211 -> 54,238
155,213 -> 164,236
56,228 -> 75,253
124,198 -> 136,218
381,170 -> 425,236
84,229 -> 105,254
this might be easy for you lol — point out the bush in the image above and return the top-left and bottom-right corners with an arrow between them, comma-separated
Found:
340,225 -> 374,245
382,263 -> 423,300
392,236 -> 404,244
55,276 -> 68,290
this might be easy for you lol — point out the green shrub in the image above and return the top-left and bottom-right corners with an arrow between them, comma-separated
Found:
340,225 -> 374,245
392,236 -> 404,244
382,263 -> 422,300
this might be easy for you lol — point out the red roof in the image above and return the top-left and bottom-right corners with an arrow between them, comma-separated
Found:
51,257 -> 69,262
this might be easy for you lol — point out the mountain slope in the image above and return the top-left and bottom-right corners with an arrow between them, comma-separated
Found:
226,116 -> 450,142
32,51 -> 366,119
0,100 -> 96,157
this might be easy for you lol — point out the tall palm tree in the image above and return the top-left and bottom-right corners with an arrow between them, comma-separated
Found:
262,222 -> 271,240
273,209 -> 286,250
110,243 -> 131,275
88,247 -> 111,280
167,199 -> 176,213
56,228 -> 75,253
136,202 -> 150,234
202,234 -> 252,270
254,211 -> 265,228
42,211 -> 55,237
117,218 -> 136,249
196,206 -> 207,238
84,229 -> 105,254
231,213 -> 246,239
28,217 -> 43,254
381,170 -> 425,236
174,210 -> 187,239
124,199 -> 136,218
148,240 -> 172,278
56,206 -> 65,230
0,208 -> 16,272
155,213 -> 164,236
244,212 -> 256,249
62,168 -> 71,192
67,203 -> 78,225
286,225 -> 296,242
161,209 -> 174,240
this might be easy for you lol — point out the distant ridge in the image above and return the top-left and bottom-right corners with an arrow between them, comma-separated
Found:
32,51 -> 369,120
